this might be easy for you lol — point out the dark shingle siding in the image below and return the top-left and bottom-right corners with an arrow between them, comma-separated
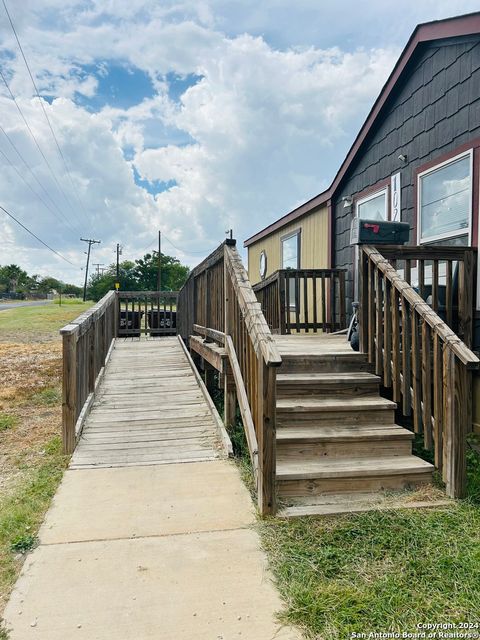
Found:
333,37 -> 480,315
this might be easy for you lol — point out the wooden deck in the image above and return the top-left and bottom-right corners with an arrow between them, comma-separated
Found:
71,337 -> 224,469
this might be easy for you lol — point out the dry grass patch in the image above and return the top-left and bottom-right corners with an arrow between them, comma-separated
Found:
0,302 -> 91,616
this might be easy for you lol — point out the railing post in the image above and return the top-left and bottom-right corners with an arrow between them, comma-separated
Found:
62,328 -> 77,455
223,250 -> 236,427
458,250 -> 474,348
88,323 -> 95,393
338,270 -> 346,330
257,359 -> 276,516
115,292 -> 120,337
443,349 -> 468,498
278,271 -> 286,334
358,248 -> 369,353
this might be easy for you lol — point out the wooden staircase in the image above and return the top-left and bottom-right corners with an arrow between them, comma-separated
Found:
274,335 -> 434,517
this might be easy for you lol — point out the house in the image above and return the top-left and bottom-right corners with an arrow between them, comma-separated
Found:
244,11 -> 480,431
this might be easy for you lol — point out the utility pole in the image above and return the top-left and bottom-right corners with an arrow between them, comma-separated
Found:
115,243 -> 122,292
116,244 -> 121,279
157,230 -> 161,292
80,238 -> 101,302
92,263 -> 104,277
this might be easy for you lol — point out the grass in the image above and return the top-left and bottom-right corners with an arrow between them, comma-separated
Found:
52,297 -> 84,305
0,302 -> 90,615
31,387 -> 61,406
0,436 -> 67,602
258,446 -> 480,638
0,414 -> 17,432
0,301 -> 91,341
210,377 -> 480,637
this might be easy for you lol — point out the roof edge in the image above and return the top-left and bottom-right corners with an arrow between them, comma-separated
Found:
243,11 -> 480,249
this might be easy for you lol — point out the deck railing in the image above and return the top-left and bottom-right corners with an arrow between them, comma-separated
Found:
60,291 -> 117,454
376,245 -> 475,346
117,291 -> 179,337
359,245 -> 479,498
178,240 -> 282,515
253,268 -> 347,334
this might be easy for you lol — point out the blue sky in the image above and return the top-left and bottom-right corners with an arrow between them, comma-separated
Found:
0,0 -> 479,282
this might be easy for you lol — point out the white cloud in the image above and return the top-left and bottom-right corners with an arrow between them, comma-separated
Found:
0,0 -> 478,282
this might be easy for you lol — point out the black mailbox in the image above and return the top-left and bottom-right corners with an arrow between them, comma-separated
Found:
350,218 -> 410,245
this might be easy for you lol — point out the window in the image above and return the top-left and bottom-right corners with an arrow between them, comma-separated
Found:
353,187 -> 388,300
281,230 -> 300,310
355,188 -> 388,220
418,151 -> 472,244
281,231 -> 300,269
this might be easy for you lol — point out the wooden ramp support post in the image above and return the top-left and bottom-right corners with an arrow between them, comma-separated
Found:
62,326 -> 78,455
257,359 -> 277,515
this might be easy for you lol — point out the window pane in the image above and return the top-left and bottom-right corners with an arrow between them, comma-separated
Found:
420,156 -> 470,241
357,193 -> 387,220
282,234 -> 298,268
282,234 -> 299,311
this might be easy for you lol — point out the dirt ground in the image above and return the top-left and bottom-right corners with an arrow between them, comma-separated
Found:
0,340 -> 62,498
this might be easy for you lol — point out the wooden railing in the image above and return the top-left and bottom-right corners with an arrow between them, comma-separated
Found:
253,268 -> 347,334
377,245 -> 475,347
117,291 -> 179,337
359,245 -> 479,498
60,291 -> 117,454
177,242 -> 226,342
178,240 -> 282,515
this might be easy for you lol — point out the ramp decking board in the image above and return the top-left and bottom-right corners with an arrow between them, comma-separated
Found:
71,338 -> 222,468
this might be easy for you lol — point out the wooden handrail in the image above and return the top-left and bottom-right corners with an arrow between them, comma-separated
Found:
362,246 -> 478,367
177,240 -> 280,514
224,245 -> 282,367
253,267 -> 347,334
225,335 -> 259,478
60,291 -> 117,454
359,244 -> 479,498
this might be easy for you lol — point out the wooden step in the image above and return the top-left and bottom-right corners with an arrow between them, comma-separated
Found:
276,372 -> 380,397
276,424 -> 413,459
277,492 -> 452,518
277,455 -> 433,497
279,352 -> 372,374
276,396 -> 397,426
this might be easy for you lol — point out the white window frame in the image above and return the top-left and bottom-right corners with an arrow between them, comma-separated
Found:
417,149 -> 473,245
281,229 -> 300,311
353,187 -> 388,301
355,187 -> 389,221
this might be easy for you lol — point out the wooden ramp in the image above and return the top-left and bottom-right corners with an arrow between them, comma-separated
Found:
71,337 -> 224,469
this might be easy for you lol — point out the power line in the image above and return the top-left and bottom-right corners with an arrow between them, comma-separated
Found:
0,136 -> 79,237
0,203 -> 78,266
2,0 -> 96,234
142,232 -> 216,256
0,68 -> 83,236
0,124 -> 78,234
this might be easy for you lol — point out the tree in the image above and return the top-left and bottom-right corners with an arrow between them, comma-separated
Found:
85,252 -> 190,302
0,264 -> 29,293
133,251 -> 189,291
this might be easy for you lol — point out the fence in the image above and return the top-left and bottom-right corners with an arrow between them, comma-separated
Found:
60,291 -> 117,454
253,268 -> 346,333
117,291 -> 179,337
359,245 -> 479,498
177,240 -> 282,514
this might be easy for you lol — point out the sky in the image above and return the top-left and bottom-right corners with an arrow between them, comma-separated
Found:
0,0 -> 479,284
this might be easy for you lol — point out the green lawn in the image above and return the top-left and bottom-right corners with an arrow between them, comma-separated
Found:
0,301 -> 92,342
214,389 -> 480,638
259,449 -> 480,638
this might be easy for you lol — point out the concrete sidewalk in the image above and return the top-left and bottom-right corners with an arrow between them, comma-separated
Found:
3,461 -> 301,639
